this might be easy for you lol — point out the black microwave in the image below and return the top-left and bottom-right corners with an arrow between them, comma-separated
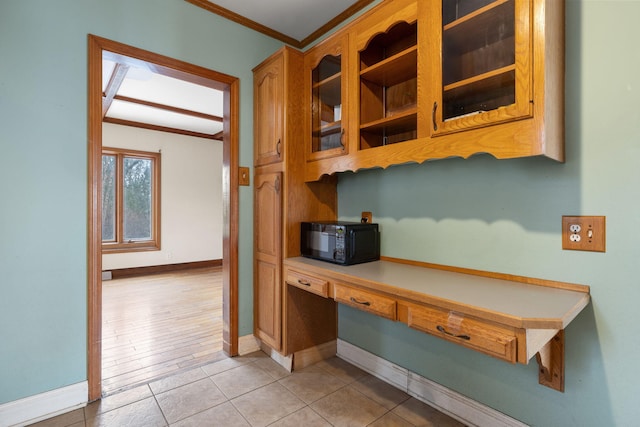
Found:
300,221 -> 380,265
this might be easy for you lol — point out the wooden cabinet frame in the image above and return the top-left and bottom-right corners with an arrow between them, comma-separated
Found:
253,0 -> 569,393
283,255 -> 589,392
253,47 -> 338,354
302,0 -> 564,182
304,33 -> 350,162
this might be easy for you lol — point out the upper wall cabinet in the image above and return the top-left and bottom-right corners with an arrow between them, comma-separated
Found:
422,0 -> 565,161
428,0 -> 532,135
349,0 -> 419,152
254,52 -> 284,166
305,33 -> 349,162
303,0 -> 564,182
354,0 -> 419,151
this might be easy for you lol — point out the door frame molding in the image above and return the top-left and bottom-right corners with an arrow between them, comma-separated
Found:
87,34 -> 239,401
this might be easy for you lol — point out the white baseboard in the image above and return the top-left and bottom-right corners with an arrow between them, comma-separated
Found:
260,342 -> 293,372
0,381 -> 87,427
336,340 -> 527,427
337,339 -> 408,391
238,334 -> 261,355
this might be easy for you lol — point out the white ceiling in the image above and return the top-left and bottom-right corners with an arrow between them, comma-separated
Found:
102,55 -> 224,139
207,0 -> 366,42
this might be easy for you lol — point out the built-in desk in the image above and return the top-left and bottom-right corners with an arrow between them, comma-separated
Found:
283,256 -> 590,392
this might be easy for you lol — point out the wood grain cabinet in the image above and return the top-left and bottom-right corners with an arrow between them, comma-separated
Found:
427,0 -> 534,135
283,256 -> 590,392
253,0 -> 568,378
304,33 -> 349,162
253,52 -> 284,167
424,0 -> 566,161
303,0 -> 565,181
354,0 -> 419,150
333,283 -> 397,320
253,173 -> 282,349
253,47 -> 304,351
285,268 -> 330,298
421,0 -> 565,161
253,47 -> 338,355
398,301 -> 518,363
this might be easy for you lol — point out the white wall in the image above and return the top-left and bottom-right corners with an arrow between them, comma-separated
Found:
102,123 -> 223,270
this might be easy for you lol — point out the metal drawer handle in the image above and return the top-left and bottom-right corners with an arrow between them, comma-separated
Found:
350,297 -> 371,306
437,325 -> 470,341
297,279 -> 311,287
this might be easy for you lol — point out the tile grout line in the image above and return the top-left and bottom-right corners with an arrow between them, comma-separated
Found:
150,391 -> 170,427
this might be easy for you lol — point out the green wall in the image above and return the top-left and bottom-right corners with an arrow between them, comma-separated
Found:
1,0 -> 639,425
0,0 -> 281,404
337,1 -> 640,425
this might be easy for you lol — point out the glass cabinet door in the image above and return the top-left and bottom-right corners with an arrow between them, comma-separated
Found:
306,35 -> 348,162
430,0 -> 532,135
312,55 -> 343,153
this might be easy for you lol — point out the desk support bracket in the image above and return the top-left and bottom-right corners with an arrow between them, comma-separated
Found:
535,329 -> 565,392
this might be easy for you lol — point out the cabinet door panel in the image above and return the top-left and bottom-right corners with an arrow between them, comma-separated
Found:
255,259 -> 280,347
254,55 -> 284,166
428,0 -> 533,135
305,34 -> 349,162
254,173 -> 282,349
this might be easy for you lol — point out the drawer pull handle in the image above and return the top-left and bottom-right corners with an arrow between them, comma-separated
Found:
437,325 -> 470,341
432,102 -> 438,131
297,279 -> 311,287
350,297 -> 371,306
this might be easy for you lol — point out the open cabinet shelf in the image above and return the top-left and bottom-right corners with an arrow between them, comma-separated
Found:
359,20 -> 418,150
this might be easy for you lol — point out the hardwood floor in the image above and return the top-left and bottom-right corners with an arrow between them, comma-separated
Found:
101,267 -> 226,396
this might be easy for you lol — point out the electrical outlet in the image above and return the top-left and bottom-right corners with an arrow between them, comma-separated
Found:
562,216 -> 606,252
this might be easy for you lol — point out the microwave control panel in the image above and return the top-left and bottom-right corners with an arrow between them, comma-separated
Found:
334,225 -> 345,261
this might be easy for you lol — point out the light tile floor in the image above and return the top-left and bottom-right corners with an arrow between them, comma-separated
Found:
29,352 -> 465,427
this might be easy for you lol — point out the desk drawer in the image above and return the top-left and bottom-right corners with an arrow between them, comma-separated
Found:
285,269 -> 330,298
400,303 -> 517,363
333,283 -> 396,320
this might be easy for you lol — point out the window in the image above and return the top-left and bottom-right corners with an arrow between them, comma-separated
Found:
102,147 -> 161,253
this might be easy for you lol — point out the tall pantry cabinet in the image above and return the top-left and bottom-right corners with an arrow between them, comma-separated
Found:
253,47 -> 338,356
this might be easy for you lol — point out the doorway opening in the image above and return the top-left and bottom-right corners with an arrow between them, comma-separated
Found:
88,35 -> 240,401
